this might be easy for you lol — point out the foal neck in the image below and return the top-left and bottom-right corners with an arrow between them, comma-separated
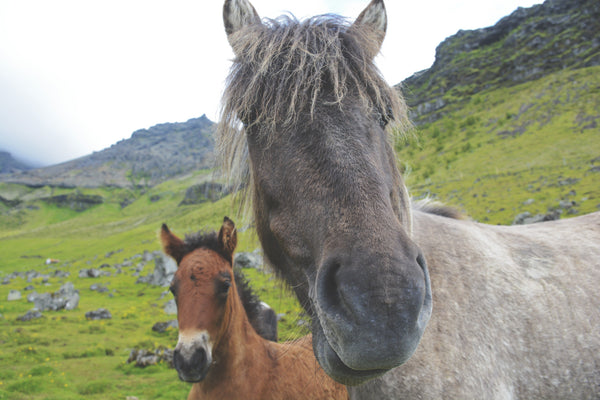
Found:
198,278 -> 269,392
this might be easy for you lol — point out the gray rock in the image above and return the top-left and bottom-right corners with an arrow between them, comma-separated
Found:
32,282 -> 79,311
127,347 -> 174,368
142,251 -> 154,262
559,200 -> 575,209
26,291 -> 39,302
8,290 -> 22,301
90,283 -> 109,293
512,210 -> 561,225
136,253 -> 177,287
152,320 -> 179,333
17,310 -> 43,322
79,268 -> 103,278
85,308 -> 112,320
164,299 -> 177,315
179,182 -> 229,205
234,251 -> 264,271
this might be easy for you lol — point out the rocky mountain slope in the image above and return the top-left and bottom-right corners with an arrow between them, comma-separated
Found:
393,0 -> 599,224
0,115 -> 215,188
0,151 -> 33,174
401,0 -> 600,124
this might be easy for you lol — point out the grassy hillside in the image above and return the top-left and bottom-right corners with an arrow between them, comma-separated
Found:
399,66 -> 600,224
0,52 -> 598,400
0,172 -> 309,400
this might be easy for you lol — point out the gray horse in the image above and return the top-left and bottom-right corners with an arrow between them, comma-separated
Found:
219,0 -> 600,398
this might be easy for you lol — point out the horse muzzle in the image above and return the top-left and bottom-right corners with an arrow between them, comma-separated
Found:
312,246 -> 432,385
173,331 -> 213,383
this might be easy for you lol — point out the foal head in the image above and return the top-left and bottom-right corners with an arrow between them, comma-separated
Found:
161,217 -> 239,383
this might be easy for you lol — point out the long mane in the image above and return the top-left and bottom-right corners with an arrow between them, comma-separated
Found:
217,14 -> 410,216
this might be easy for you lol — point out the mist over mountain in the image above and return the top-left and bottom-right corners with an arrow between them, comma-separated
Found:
0,115 -> 215,188
0,151 -> 34,174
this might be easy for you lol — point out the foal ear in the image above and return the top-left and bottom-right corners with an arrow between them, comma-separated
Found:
218,217 -> 238,258
160,224 -> 186,265
223,0 -> 261,42
352,0 -> 387,55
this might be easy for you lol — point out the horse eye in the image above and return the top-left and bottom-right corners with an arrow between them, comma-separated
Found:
219,279 -> 231,294
216,276 -> 232,298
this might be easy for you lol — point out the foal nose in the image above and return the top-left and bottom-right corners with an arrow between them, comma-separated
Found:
173,331 -> 213,382
173,347 -> 209,382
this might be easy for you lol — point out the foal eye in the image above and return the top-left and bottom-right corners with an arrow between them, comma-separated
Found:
216,272 -> 232,299
218,279 -> 231,294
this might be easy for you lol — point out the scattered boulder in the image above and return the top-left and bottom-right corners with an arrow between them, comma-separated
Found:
53,270 -> 70,279
85,308 -> 112,320
557,178 -> 580,186
142,251 -> 156,262
179,182 -> 229,206
31,282 -> 79,311
152,320 -> 179,333
90,283 -> 109,293
127,347 -> 174,368
558,200 -> 576,209
136,253 -> 177,287
26,291 -> 39,302
164,299 -> 177,315
79,268 -> 105,278
512,210 -> 561,225
17,310 -> 43,322
26,271 -> 50,283
7,290 -> 21,301
234,250 -> 264,271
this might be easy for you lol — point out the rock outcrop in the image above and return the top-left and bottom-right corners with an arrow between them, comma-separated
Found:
401,0 -> 600,124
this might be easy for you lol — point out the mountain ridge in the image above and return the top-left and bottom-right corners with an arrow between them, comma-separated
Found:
0,151 -> 34,174
400,0 -> 600,124
0,115 -> 215,189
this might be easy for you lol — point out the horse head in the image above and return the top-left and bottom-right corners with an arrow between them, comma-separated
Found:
220,0 -> 432,385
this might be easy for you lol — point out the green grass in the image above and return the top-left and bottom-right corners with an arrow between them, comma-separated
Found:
0,65 -> 598,398
398,66 -> 600,224
0,172 -> 307,399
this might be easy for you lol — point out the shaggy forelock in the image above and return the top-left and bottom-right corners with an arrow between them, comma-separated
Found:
217,13 -> 410,217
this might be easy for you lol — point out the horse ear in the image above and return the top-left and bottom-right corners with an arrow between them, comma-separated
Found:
218,217 -> 238,258
160,224 -> 186,265
223,0 -> 261,43
352,0 -> 387,54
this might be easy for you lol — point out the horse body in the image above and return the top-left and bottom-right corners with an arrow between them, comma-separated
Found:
219,0 -> 600,397
161,219 -> 347,400
350,211 -> 600,399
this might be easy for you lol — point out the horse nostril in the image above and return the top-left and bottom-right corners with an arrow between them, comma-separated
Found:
191,347 -> 207,367
173,349 -> 183,370
317,258 -> 343,312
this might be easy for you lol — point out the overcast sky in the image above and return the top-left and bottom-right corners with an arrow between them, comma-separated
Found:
0,0 -> 542,167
